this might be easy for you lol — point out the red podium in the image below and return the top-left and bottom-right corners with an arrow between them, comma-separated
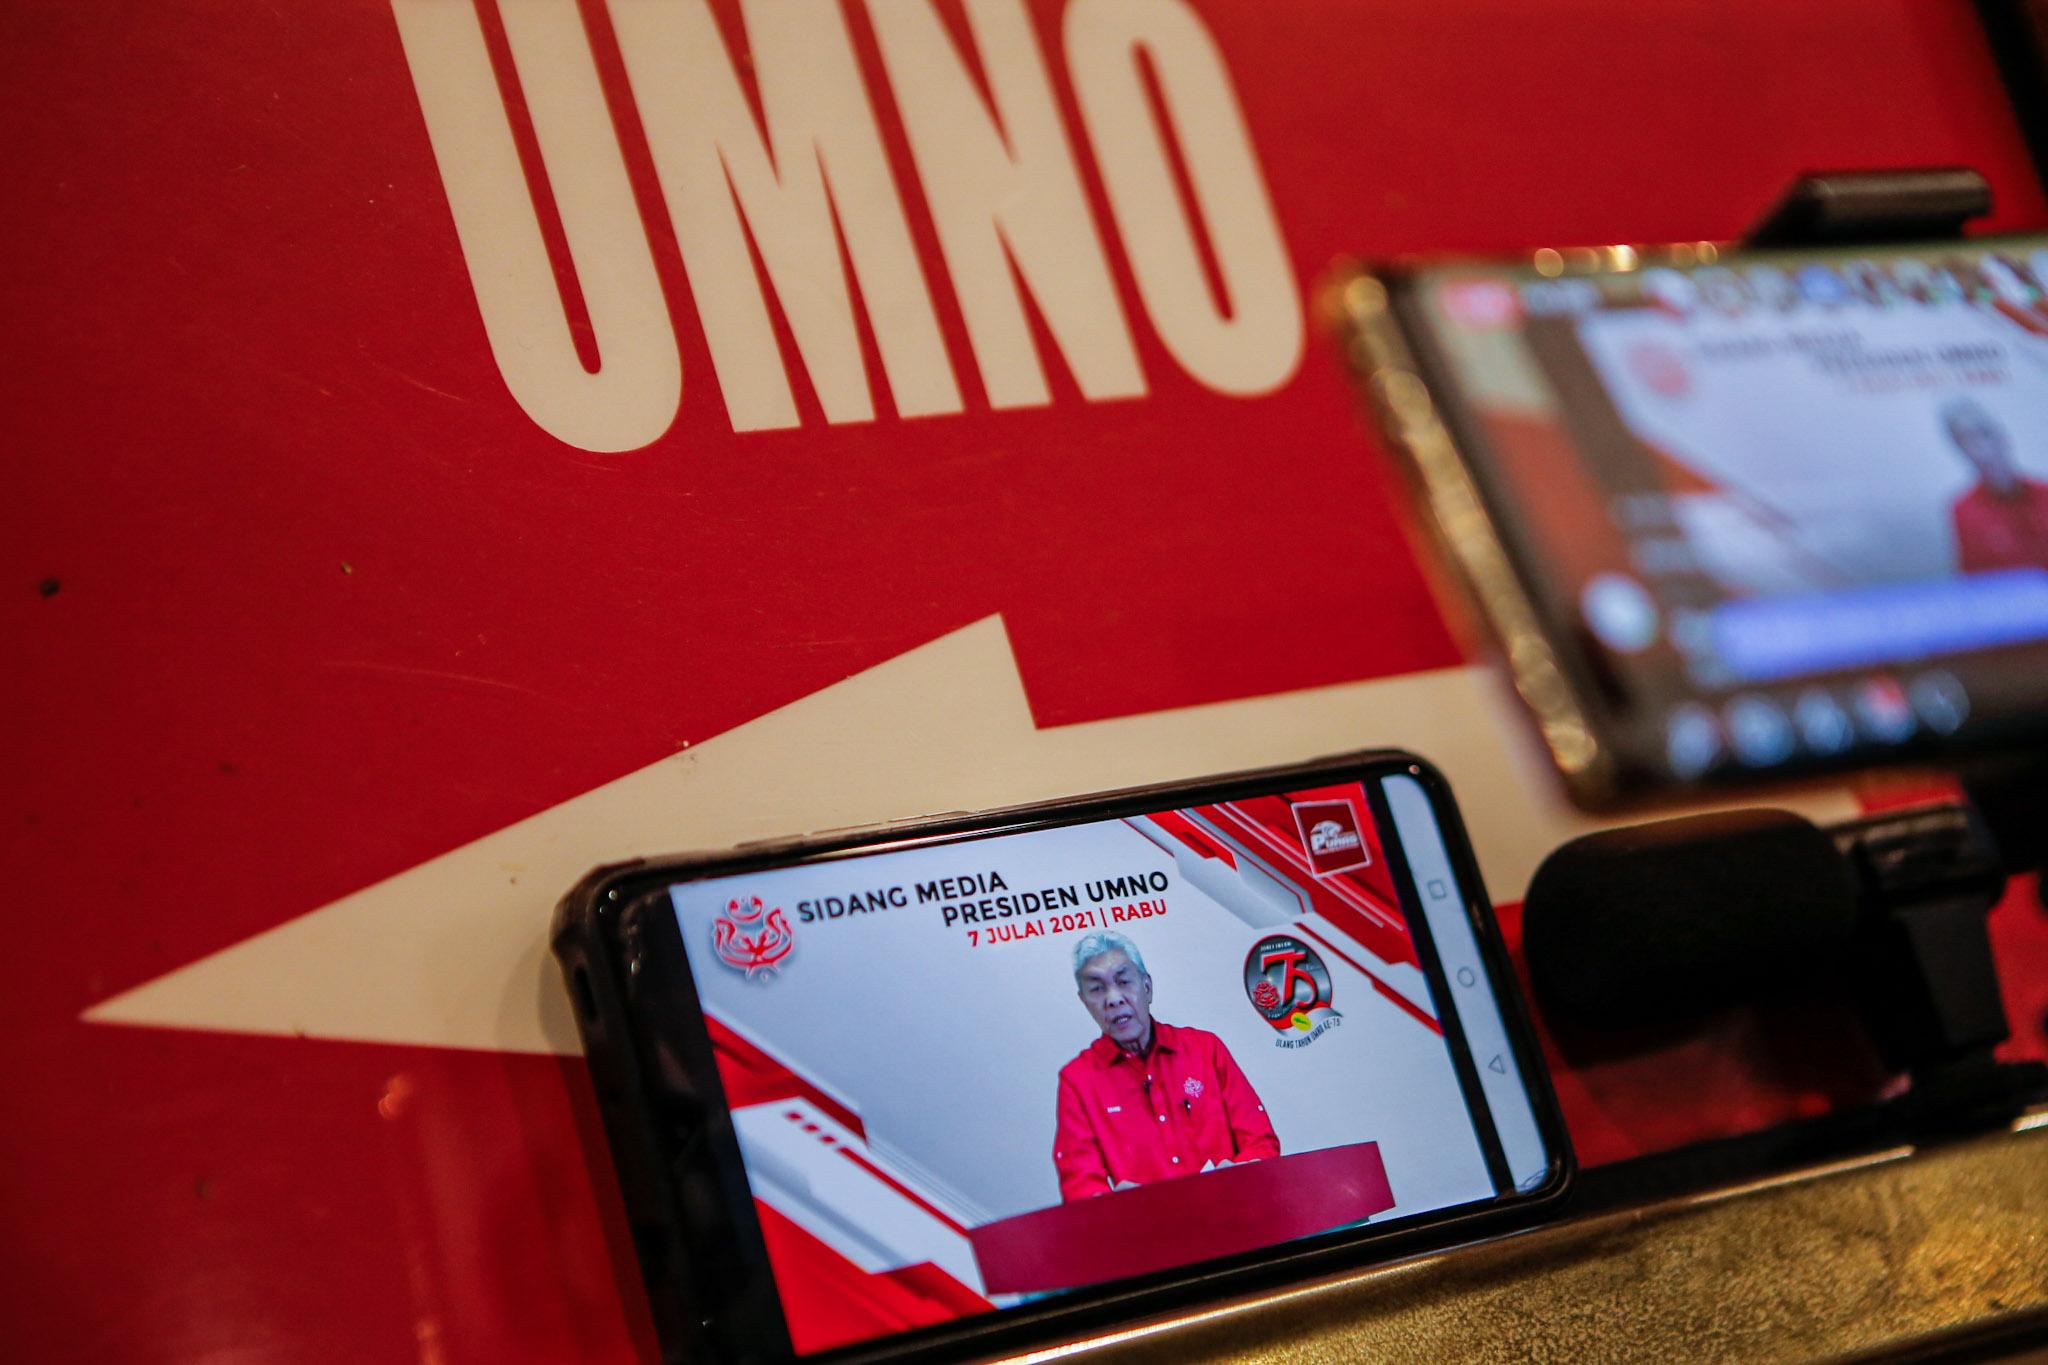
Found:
967,1141 -> 1395,1295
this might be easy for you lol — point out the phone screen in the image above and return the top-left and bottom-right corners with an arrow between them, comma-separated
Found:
1398,235 -> 2048,783
653,772 -> 1556,1357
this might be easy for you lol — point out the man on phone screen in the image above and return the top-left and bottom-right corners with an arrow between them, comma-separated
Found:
1053,931 -> 1280,1201
1945,397 -> 2048,573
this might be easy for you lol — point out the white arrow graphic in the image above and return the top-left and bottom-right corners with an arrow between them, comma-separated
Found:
85,615 -> 1853,1054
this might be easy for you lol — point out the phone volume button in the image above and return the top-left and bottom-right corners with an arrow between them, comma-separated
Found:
730,812 -> 974,850
807,811 -> 972,837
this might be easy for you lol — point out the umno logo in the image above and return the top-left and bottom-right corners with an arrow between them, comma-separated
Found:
712,896 -> 795,981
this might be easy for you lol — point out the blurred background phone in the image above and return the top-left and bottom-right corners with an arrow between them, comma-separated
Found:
1339,233 -> 2048,805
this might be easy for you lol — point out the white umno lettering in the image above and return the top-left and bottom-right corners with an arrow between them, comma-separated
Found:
390,0 -> 682,452
611,0 -> 960,430
867,0 -> 1144,408
1065,0 -> 1302,396
393,0 -> 1299,447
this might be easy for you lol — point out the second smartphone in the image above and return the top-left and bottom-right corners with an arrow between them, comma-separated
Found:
1337,233 -> 2048,804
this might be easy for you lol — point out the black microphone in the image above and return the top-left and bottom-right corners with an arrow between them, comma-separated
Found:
1523,801 -> 2014,1064
1522,808 -> 1861,1031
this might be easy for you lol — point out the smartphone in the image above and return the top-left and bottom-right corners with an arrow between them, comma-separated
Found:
1336,233 -> 2048,805
553,751 -> 1570,1365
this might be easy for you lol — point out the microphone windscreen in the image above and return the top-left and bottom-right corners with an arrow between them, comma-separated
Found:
1522,809 -> 1861,1029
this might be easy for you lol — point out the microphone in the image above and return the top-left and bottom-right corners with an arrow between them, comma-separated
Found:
1521,803 -> 2012,1078
1522,808 -> 1861,1031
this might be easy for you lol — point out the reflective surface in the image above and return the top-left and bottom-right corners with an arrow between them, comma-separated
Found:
1000,1119 -> 2048,1365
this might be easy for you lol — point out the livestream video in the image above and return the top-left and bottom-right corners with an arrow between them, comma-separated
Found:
1420,239 -> 2048,774
667,780 -> 1537,1355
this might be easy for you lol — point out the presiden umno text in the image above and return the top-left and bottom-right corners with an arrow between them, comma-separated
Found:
791,869 -> 1175,927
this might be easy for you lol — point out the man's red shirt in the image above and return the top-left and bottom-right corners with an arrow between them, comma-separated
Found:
1953,477 -> 2048,573
1053,1020 -> 1280,1201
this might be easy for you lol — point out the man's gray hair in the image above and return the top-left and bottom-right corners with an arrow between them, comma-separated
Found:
1941,395 -> 1998,436
1072,931 -> 1146,983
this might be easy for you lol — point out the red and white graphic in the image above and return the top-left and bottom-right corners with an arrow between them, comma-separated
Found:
714,896 -> 797,980
1292,799 -> 1372,876
1129,787 -> 1436,1035
707,1021 -> 991,1353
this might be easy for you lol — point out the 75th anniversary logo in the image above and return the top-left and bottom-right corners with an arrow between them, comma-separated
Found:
1243,934 -> 1341,1048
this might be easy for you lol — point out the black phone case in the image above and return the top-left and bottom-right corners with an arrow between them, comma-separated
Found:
552,749 -> 1573,1365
